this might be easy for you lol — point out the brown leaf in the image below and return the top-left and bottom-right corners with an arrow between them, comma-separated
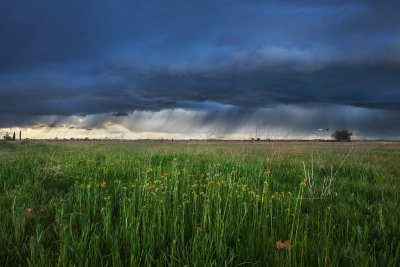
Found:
25,208 -> 34,218
38,208 -> 46,215
275,240 -> 293,250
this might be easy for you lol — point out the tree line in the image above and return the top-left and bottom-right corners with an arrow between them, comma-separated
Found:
2,131 -> 22,141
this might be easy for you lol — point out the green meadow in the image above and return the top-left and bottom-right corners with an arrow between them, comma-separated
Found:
0,140 -> 399,266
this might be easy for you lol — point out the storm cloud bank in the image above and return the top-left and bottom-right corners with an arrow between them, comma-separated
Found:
3,104 -> 399,140
0,0 -> 399,138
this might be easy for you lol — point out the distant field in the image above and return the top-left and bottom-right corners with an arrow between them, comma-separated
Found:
1,141 -> 399,266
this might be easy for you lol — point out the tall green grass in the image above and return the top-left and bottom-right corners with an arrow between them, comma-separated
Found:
1,141 -> 399,266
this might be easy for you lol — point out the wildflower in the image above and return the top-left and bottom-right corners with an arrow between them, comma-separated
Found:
334,192 -> 338,197
271,195 -> 274,199
80,184 -> 85,188
328,206 -> 331,210
122,187 -> 127,190
303,178 -> 307,187
101,181 -> 106,188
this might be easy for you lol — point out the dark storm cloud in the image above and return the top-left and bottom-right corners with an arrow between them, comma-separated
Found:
112,112 -> 129,117
0,0 -> 399,137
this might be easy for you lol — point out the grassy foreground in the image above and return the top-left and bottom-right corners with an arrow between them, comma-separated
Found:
0,141 -> 399,266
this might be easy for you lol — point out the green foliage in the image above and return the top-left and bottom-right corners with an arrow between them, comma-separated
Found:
0,141 -> 399,266
0,140 -> 15,150
332,129 -> 353,141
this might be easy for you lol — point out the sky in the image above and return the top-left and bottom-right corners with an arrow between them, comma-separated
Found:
1,0 -> 400,140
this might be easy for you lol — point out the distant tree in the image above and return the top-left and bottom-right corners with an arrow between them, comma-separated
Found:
3,133 -> 12,140
19,130 -> 21,140
12,132 -> 15,141
331,129 -> 352,141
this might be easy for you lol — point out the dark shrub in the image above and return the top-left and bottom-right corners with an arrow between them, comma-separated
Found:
331,129 -> 352,141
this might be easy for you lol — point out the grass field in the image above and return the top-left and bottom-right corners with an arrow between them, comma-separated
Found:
1,140 -> 400,266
